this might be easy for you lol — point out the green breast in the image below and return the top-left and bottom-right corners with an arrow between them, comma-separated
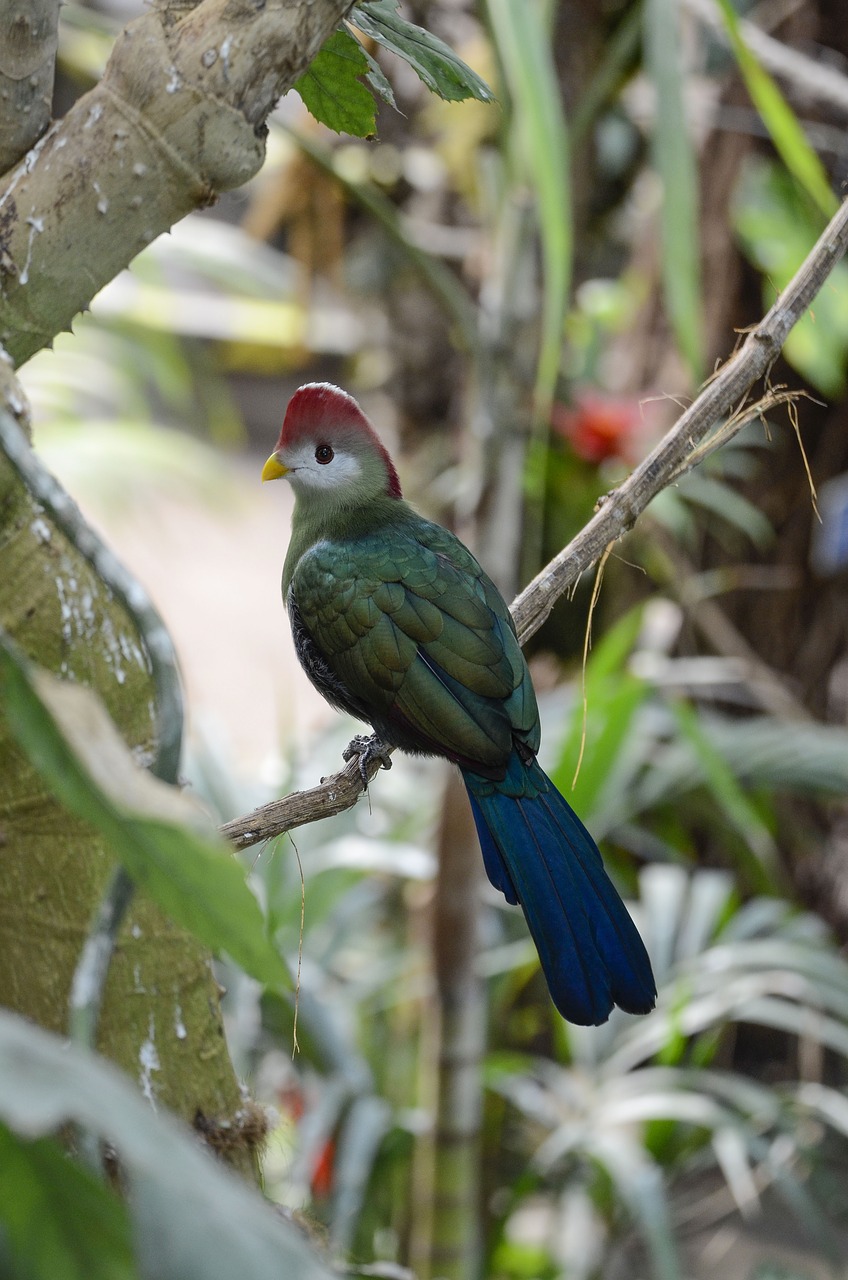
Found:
288,501 -> 540,770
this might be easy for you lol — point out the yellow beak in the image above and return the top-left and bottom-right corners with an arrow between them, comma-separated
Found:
261,453 -> 290,483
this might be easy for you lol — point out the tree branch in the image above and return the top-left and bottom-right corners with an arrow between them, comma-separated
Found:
511,194 -> 848,642
220,194 -> 848,853
0,0 -> 59,173
0,0 -> 352,366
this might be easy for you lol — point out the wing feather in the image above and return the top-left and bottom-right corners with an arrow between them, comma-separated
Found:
290,521 -> 538,771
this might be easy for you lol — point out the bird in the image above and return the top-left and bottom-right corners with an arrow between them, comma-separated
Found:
262,382 -> 656,1025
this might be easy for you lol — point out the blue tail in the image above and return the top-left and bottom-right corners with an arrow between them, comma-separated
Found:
464,755 -> 655,1026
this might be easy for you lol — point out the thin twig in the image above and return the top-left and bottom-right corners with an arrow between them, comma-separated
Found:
220,194 -> 848,852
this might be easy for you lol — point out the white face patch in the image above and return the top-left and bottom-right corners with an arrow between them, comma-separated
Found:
280,440 -> 363,493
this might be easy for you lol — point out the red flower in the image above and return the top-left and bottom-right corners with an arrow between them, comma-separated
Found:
552,392 -> 644,464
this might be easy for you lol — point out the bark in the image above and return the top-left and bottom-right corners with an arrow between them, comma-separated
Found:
0,0 -> 59,173
0,0 -> 353,1173
0,0 -> 352,365
0,448 -> 260,1173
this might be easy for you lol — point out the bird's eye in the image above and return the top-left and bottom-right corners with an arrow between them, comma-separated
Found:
315,444 -> 334,464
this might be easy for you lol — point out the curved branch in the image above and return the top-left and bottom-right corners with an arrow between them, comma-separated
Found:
0,0 -> 352,366
511,195 -> 848,642
0,1 -> 59,173
220,194 -> 848,853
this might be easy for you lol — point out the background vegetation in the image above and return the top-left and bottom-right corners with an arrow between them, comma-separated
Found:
2,1 -> 848,1278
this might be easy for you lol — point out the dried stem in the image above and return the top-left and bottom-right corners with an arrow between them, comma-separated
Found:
221,194 -> 848,853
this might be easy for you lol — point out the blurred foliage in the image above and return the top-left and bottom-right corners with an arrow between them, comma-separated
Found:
207,613 -> 848,1277
733,157 -> 848,397
5,0 -> 848,1277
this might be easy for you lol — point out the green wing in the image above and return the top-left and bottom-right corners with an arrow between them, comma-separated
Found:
291,518 -> 539,772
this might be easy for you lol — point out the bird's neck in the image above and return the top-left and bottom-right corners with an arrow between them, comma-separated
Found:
283,493 -> 415,594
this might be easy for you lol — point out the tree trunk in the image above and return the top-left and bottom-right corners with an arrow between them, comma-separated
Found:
0,0 -> 352,1170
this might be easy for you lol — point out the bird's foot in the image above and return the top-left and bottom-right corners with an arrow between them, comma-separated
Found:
343,733 -> 393,788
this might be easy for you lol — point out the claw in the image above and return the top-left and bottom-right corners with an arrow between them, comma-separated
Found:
342,733 -> 393,787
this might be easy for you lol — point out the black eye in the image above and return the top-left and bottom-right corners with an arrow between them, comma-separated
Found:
315,444 -> 334,464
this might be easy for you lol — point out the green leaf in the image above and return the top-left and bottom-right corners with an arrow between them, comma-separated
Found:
0,1123 -> 137,1280
733,158 -> 848,396
0,1012 -> 337,1280
353,0 -> 495,103
671,701 -> 778,891
585,1133 -> 681,1280
678,472 -> 774,549
293,28 -> 377,137
644,0 -> 703,378
353,37 -> 397,109
487,0 -> 571,421
715,0 -> 837,219
0,635 -> 289,989
549,607 -> 649,833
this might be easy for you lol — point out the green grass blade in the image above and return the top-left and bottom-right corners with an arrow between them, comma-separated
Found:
715,0 -> 837,218
671,699 -> 779,891
643,0 -> 703,378
486,0 -> 572,419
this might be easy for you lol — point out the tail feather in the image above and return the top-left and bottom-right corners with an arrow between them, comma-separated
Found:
465,756 -> 655,1026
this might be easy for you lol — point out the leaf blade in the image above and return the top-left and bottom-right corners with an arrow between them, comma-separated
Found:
644,0 -> 703,378
0,1122 -> 137,1280
293,27 -> 377,137
353,0 -> 495,104
716,0 -> 837,219
0,636 -> 289,989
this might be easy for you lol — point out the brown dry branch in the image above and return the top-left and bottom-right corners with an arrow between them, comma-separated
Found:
221,194 -> 848,853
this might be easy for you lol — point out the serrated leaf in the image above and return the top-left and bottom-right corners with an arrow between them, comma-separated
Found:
354,38 -> 397,109
0,1012 -> 337,1280
294,28 -> 377,137
353,0 -> 494,103
0,1122 -> 137,1280
0,635 -> 289,989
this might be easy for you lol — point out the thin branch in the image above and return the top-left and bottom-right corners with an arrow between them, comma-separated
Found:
220,753 -> 388,851
67,864 -> 136,1174
511,194 -> 848,642
221,194 -> 848,853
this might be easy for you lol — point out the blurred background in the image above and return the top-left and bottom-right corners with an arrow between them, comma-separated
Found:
21,1 -> 848,1276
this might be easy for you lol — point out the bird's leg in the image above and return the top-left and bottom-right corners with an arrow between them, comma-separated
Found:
342,733 -> 394,788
